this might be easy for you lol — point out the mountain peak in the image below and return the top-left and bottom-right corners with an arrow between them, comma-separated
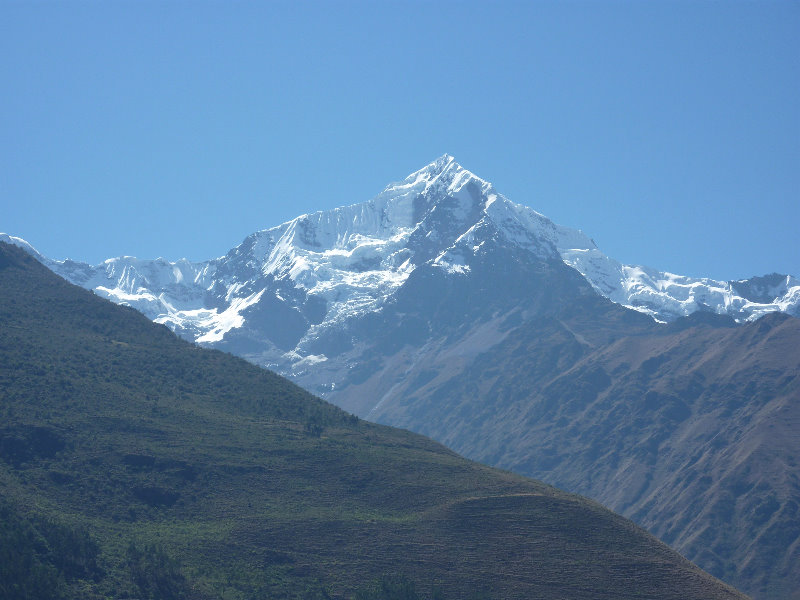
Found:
426,153 -> 457,172
383,154 -> 488,203
401,153 -> 460,183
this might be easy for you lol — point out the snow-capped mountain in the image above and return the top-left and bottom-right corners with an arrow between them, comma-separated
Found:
3,155 -> 797,362
562,249 -> 800,322
4,153 -> 799,411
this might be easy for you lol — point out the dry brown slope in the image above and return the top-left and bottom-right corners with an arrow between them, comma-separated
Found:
365,304 -> 798,599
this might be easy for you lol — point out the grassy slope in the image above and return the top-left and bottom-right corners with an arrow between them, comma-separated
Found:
0,242 -> 746,599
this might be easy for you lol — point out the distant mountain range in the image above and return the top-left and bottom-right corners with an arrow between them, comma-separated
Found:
4,155 -> 799,598
0,241 -> 748,599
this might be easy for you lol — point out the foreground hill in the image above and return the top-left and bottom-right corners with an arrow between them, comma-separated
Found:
0,241 -> 746,599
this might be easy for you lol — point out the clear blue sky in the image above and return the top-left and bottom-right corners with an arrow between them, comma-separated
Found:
2,0 -> 798,280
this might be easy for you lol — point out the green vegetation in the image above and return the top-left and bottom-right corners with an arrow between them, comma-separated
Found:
353,575 -> 444,600
0,243 -> 746,599
0,500 -> 62,600
126,542 -> 190,600
0,498 -> 101,599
